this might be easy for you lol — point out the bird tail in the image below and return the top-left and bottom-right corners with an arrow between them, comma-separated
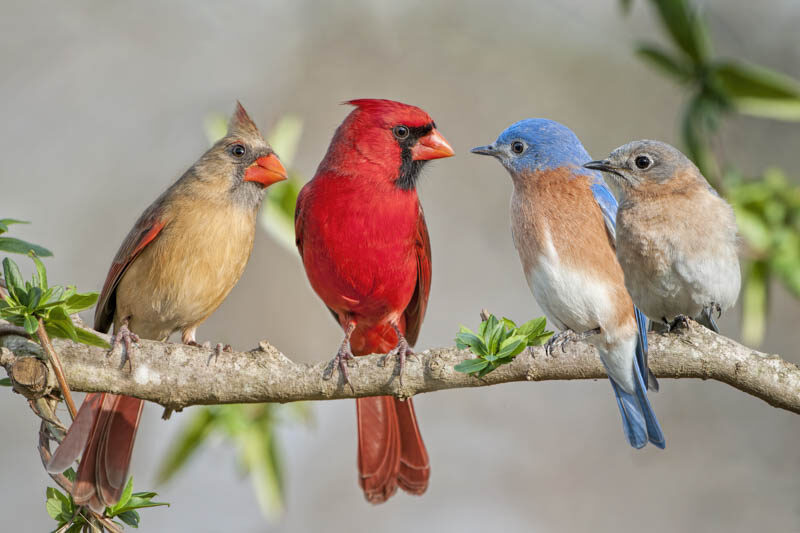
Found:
608,357 -> 665,449
47,393 -> 144,513
352,324 -> 430,503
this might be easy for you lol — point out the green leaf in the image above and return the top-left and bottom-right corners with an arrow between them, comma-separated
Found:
0,218 -> 29,227
27,286 -> 42,309
501,317 -> 517,330
30,252 -> 48,291
116,510 -> 141,528
107,477 -> 134,514
63,467 -> 76,482
741,260 -> 768,346
23,314 -> 38,335
0,377 -> 11,386
516,317 -> 547,343
63,292 -> 99,314
636,44 -> 693,81
0,237 -> 52,257
454,358 -> 489,375
712,60 -> 800,120
74,327 -> 111,349
45,486 -> 73,523
3,257 -> 23,293
486,320 -> 505,354
651,0 -> 711,64
527,330 -> 554,346
496,334 -> 528,360
455,331 -> 489,357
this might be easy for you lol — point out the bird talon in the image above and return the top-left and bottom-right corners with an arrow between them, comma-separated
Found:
110,322 -> 138,371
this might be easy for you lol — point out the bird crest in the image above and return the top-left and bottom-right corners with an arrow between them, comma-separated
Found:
227,101 -> 262,139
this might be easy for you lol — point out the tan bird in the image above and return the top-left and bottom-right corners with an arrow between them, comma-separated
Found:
47,103 -> 287,513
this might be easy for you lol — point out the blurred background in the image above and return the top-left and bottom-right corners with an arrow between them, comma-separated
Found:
2,0 -> 799,531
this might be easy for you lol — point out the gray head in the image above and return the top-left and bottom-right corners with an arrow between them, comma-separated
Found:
584,140 -> 703,198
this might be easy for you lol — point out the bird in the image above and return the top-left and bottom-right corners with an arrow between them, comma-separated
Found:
294,98 -> 454,502
46,102 -> 287,513
471,119 -> 664,449
584,140 -> 740,332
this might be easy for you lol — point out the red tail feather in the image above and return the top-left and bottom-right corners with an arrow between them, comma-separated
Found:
49,393 -> 143,513
353,327 -> 429,503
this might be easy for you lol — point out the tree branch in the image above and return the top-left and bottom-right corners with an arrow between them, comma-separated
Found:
1,321 -> 798,414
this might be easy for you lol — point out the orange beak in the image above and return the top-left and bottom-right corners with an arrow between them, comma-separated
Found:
411,128 -> 455,161
244,153 -> 288,187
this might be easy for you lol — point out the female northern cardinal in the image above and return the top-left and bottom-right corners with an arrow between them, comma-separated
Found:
294,99 -> 454,502
47,103 -> 287,512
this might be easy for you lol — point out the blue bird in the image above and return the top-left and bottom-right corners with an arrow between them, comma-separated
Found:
472,119 -> 664,449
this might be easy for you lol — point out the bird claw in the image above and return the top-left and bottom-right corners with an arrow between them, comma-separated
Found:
324,341 -> 355,394
544,327 -> 600,356
384,326 -> 414,386
110,323 -> 139,371
665,315 -> 690,332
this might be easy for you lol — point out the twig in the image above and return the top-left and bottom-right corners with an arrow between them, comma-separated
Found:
36,319 -> 77,420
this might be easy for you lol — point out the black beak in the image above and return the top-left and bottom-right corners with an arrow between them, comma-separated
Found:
470,144 -> 499,157
583,160 -> 617,172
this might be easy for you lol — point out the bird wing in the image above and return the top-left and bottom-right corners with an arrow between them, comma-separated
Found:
403,204 -> 432,346
590,181 -> 617,245
94,205 -> 166,333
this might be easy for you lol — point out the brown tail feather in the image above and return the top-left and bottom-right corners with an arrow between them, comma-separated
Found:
53,393 -> 143,513
47,393 -> 104,474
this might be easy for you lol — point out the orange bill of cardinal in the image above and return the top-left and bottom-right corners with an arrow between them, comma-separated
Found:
294,99 -> 454,503
46,103 -> 287,513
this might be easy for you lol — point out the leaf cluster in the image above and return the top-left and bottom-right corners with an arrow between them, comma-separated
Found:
0,254 -> 108,348
454,314 -> 552,377
47,470 -> 168,532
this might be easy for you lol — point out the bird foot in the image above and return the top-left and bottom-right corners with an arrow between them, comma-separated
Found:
700,302 -> 722,333
324,335 -> 356,393
110,322 -> 139,371
544,327 -> 600,356
381,325 -> 414,385
664,315 -> 690,332
187,341 -> 232,364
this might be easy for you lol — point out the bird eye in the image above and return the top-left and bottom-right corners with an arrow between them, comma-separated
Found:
230,144 -> 246,157
393,125 -> 410,140
511,141 -> 525,154
635,155 -> 652,170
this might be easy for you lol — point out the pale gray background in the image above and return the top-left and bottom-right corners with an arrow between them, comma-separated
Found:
2,1 -> 799,532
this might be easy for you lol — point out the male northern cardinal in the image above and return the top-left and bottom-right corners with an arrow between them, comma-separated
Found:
294,99 -> 454,502
46,103 -> 287,512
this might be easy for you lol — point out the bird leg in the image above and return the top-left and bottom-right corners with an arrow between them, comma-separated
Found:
110,318 -> 139,371
699,302 -> 722,333
544,327 -> 601,356
324,321 -> 356,392
381,323 -> 415,386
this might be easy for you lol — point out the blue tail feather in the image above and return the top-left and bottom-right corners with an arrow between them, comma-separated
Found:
608,357 -> 666,449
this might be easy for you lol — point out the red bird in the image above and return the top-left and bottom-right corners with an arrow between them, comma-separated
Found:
47,103 -> 287,512
294,99 -> 454,502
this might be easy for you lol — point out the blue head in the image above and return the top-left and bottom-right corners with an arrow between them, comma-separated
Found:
471,119 -> 592,176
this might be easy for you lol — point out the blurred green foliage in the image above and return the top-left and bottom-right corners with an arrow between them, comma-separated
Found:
155,114 -> 311,522
626,0 -> 800,344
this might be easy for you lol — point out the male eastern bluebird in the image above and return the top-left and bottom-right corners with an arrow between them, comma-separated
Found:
584,140 -> 741,332
472,119 -> 664,449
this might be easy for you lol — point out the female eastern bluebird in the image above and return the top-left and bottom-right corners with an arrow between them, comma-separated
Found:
472,119 -> 664,449
584,140 -> 741,332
